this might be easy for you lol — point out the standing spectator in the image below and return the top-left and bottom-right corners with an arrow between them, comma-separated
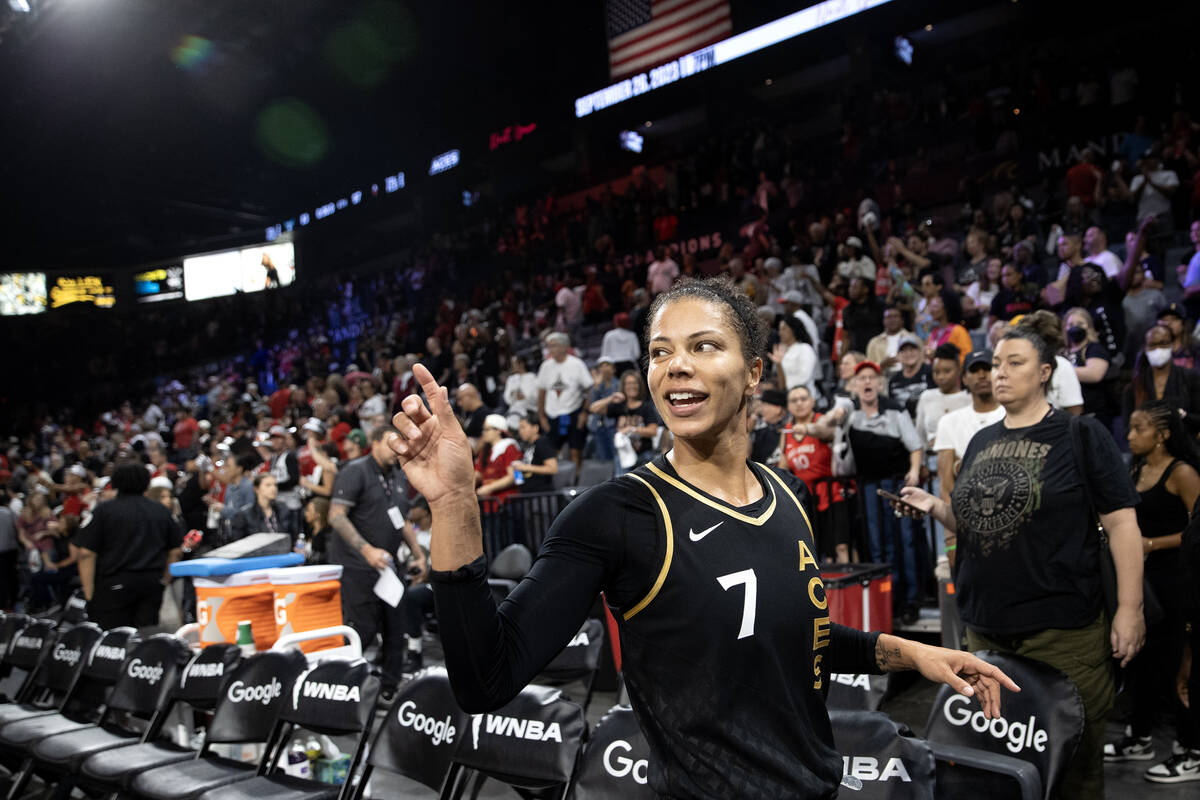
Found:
329,426 -> 426,697
1105,401 -> 1200,775
231,474 -> 296,542
1122,254 -> 1167,362
1065,148 -> 1105,211
455,383 -> 490,445
1082,227 -> 1122,280
75,461 -> 183,630
607,370 -> 663,474
914,344 -> 970,454
598,312 -> 641,375
1064,264 -> 1124,358
768,315 -> 817,396
536,333 -> 593,474
1064,308 -> 1116,430
1129,153 -> 1180,226
1010,312 -> 1085,416
646,246 -> 680,297
924,291 -> 973,365
842,278 -> 883,355
1123,323 -> 1200,437
822,361 -> 924,620
1183,220 -> 1200,307
888,335 -> 934,416
510,412 -> 559,494
266,425 -> 301,523
29,517 -> 80,612
555,274 -> 583,342
1157,304 -> 1200,370
502,355 -> 539,431
899,320 -> 1145,800
965,258 -> 1002,337
17,491 -> 56,565
956,229 -> 989,287
934,350 -> 1004,505
836,236 -> 875,281
749,388 -> 788,466
866,307 -> 913,376
782,386 -> 849,562
303,496 -> 331,565
357,378 -> 388,435
0,492 -> 19,610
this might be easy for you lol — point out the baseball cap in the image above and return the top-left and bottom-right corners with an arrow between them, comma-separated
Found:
845,235 -> 864,250
301,418 -> 327,436
779,290 -> 806,305
593,355 -> 614,367
483,413 -> 510,433
1157,303 -> 1185,321
67,464 -> 87,478
346,428 -> 368,449
760,389 -> 787,407
149,476 -> 174,491
269,424 -> 287,437
964,349 -> 994,371
853,360 -> 882,376
897,333 -> 923,350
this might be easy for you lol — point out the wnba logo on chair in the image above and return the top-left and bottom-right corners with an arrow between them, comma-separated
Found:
469,713 -> 563,749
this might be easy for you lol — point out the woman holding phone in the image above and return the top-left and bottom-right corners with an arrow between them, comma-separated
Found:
896,313 -> 1145,800
391,277 -> 1019,799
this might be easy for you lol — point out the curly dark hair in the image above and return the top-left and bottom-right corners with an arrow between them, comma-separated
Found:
645,276 -> 768,366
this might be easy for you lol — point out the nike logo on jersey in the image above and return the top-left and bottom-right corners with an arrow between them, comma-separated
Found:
689,521 -> 724,541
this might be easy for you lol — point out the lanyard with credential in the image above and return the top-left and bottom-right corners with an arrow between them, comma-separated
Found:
375,462 -> 406,531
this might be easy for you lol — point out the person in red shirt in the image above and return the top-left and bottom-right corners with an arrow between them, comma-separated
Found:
474,414 -> 522,503
1064,148 -> 1103,209
172,414 -> 199,454
780,386 -> 849,563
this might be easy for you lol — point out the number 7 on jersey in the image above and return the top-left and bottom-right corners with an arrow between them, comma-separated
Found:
717,569 -> 757,639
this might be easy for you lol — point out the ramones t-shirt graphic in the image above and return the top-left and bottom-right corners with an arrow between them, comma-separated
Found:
950,412 -> 1138,636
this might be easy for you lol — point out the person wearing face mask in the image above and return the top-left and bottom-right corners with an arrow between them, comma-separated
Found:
1123,322 -> 1200,437
1064,307 -> 1116,431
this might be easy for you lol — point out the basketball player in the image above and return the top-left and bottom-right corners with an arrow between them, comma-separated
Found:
391,277 -> 1018,798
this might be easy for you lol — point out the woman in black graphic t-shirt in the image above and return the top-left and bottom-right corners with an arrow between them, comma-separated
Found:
391,277 -> 1019,799
898,318 -> 1145,800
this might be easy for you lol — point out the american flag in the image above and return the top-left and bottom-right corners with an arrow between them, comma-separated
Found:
606,0 -> 732,81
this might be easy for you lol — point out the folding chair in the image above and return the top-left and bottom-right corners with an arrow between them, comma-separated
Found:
193,657 -> 380,800
127,649 -> 309,800
77,643 -> 244,794
22,634 -> 193,794
351,666 -> 472,797
535,619 -> 604,714
0,620 -> 96,731
487,544 -> 532,606
0,617 -> 57,709
828,710 -> 936,799
567,704 -> 654,800
439,685 -> 587,800
575,460 -> 613,488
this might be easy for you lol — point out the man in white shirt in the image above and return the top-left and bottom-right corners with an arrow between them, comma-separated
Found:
866,308 -> 912,376
1082,226 -> 1123,281
646,246 -> 680,297
934,349 -> 1005,504
598,312 -> 641,374
555,277 -> 583,341
1129,154 -> 1179,225
836,236 -> 875,281
536,332 -> 594,474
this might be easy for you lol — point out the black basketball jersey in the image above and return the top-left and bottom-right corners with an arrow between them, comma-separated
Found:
614,456 -> 843,799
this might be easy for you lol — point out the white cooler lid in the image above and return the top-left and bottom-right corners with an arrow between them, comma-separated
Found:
194,568 -> 275,589
268,564 -> 344,584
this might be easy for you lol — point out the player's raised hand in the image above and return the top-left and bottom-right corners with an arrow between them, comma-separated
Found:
389,363 -> 476,506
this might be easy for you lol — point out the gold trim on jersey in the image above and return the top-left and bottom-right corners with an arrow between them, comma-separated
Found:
757,463 -> 815,537
645,461 -> 777,526
622,473 -> 674,621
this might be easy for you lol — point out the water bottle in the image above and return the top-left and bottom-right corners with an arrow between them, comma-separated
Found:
235,620 -> 256,657
293,531 -> 307,559
513,469 -> 525,486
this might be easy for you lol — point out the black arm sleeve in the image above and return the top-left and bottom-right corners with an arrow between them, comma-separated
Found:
429,483 -> 635,713
277,452 -> 300,491
827,623 -> 883,675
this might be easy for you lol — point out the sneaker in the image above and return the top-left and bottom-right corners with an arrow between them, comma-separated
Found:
1104,728 -> 1154,762
1144,750 -> 1200,784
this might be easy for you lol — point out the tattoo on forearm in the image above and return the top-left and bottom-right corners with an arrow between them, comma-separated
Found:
876,638 -> 903,671
331,514 -> 368,551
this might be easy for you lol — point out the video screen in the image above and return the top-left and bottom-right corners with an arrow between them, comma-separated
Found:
0,272 -> 48,316
183,241 -> 295,302
135,264 -> 184,304
49,274 -> 116,309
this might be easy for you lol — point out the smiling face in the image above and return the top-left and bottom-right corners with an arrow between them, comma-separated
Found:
647,297 -> 761,446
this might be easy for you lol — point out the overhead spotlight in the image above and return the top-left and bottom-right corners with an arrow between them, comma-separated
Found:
644,120 -> 652,128
1012,108 -> 1021,115
764,78 -> 773,86
924,24 -> 932,31
8,0 -> 31,12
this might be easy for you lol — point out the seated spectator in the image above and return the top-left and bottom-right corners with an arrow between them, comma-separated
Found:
231,473 -> 296,541
607,370 -> 663,475
1157,303 -> 1200,370
1064,307 -> 1116,430
989,262 -> 1038,324
769,315 -> 817,396
888,334 -> 933,416
1123,323 -> 1200,437
475,414 -> 522,500
509,412 -> 559,493
925,290 -> 972,365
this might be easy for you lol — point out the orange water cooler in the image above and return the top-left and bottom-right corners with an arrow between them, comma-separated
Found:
269,565 -> 344,653
194,568 -> 277,651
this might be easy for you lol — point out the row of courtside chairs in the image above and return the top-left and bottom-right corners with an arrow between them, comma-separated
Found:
1,602 -> 1053,800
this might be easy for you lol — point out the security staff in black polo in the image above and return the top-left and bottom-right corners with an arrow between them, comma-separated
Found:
329,425 -> 427,696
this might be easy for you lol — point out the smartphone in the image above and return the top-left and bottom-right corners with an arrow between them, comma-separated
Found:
876,488 -> 924,514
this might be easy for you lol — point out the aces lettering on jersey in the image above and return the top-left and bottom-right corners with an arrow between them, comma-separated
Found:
715,537 -> 829,690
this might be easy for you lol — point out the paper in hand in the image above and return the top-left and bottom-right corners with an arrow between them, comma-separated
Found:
374,566 -> 404,607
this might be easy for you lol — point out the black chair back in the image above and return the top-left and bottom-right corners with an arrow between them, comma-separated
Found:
923,651 -> 1083,800
279,658 -> 379,735
537,619 -> 604,713
0,618 -> 57,703
105,635 -> 193,723
5,618 -> 55,672
829,710 -> 936,799
568,705 -> 654,800
32,622 -> 101,701
56,591 -> 89,629
361,666 -> 471,793
175,643 -> 243,710
205,649 -> 308,745
63,626 -> 140,714
0,613 -> 32,656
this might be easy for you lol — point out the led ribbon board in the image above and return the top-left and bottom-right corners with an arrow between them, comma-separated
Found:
574,0 -> 896,118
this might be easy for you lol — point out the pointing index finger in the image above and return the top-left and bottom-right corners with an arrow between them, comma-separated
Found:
412,363 -> 456,425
